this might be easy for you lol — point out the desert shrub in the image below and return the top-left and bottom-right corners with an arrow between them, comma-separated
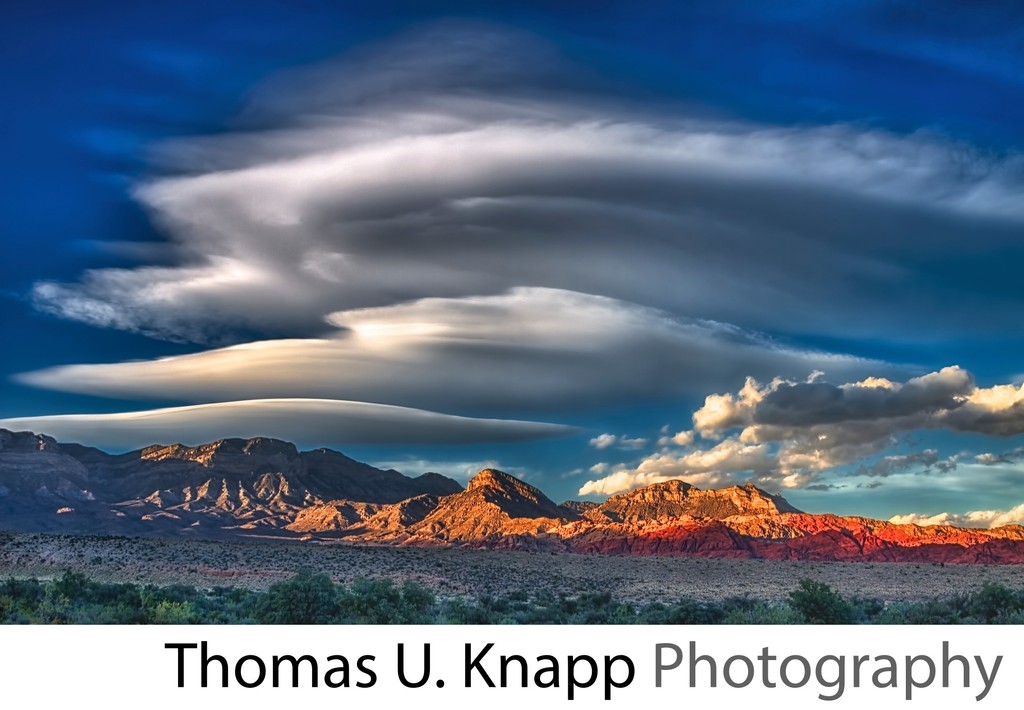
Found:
723,600 -> 802,624
439,597 -> 495,624
254,568 -> 339,624
969,582 -> 1024,622
1,578 -> 43,606
874,599 -> 970,625
8,570 -> 1024,625
989,608 -> 1024,624
338,577 -> 436,624
148,600 -> 199,624
0,595 -> 12,621
850,596 -> 886,623
639,598 -> 725,624
51,570 -> 90,601
788,579 -> 853,624
399,580 -> 437,621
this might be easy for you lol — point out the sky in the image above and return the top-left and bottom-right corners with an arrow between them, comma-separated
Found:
2,0 -> 1024,524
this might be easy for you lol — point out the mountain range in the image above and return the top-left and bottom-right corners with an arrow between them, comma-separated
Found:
3,428 -> 1024,563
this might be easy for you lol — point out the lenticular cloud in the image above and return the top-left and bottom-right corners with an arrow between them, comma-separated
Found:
31,24 -> 1024,346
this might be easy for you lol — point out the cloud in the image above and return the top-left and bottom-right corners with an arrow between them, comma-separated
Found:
0,399 -> 575,452
888,512 -> 964,527
944,383 -> 1024,436
28,24 -> 1024,347
658,430 -> 695,447
850,450 -> 958,478
804,483 -> 842,492
17,288 -> 875,415
695,365 -> 1024,444
579,439 -> 773,496
589,433 -> 648,450
890,503 -> 1024,529
693,376 -> 768,437
579,366 -> 1024,496
975,448 -> 1024,466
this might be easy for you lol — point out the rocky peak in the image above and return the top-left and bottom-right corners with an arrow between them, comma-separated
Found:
140,437 -> 300,467
589,479 -> 801,524
0,429 -> 61,453
241,437 -> 300,457
468,468 -> 535,494
446,469 -> 568,520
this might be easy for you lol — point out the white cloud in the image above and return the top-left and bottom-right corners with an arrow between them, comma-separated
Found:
580,366 -> 1024,497
890,503 -> 1024,529
589,433 -> 648,450
0,399 -> 574,452
657,430 -> 695,447
579,439 -> 773,496
693,377 -> 768,437
888,512 -> 963,526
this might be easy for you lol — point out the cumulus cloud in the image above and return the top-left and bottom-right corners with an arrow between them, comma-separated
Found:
580,366 -> 1024,496
589,433 -> 647,450
0,399 -> 575,452
695,366 -> 1024,444
28,24 -> 1024,346
17,288 -> 874,415
975,448 -> 1024,465
890,503 -> 1024,529
888,512 -> 964,527
658,430 -> 695,447
579,439 -> 773,496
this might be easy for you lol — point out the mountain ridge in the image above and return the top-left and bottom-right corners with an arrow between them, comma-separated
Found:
3,427 -> 1024,563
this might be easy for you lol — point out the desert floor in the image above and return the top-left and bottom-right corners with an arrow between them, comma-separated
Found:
4,531 -> 1024,602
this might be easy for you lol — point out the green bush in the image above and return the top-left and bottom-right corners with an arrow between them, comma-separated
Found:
788,579 -> 853,624
254,568 -> 339,624
3,570 -> 1024,625
969,582 -> 1024,622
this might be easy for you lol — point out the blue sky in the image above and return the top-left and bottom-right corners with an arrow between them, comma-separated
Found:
2,0 -> 1024,523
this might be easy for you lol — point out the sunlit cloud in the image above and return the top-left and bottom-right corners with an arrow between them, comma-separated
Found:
0,398 -> 575,451
580,366 -> 1024,496
890,503 -> 1024,529
18,288 -> 875,415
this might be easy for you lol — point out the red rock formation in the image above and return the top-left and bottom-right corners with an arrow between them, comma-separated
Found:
6,428 -> 1024,563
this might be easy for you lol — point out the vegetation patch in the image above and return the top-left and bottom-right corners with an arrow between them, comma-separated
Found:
4,571 -> 1024,624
